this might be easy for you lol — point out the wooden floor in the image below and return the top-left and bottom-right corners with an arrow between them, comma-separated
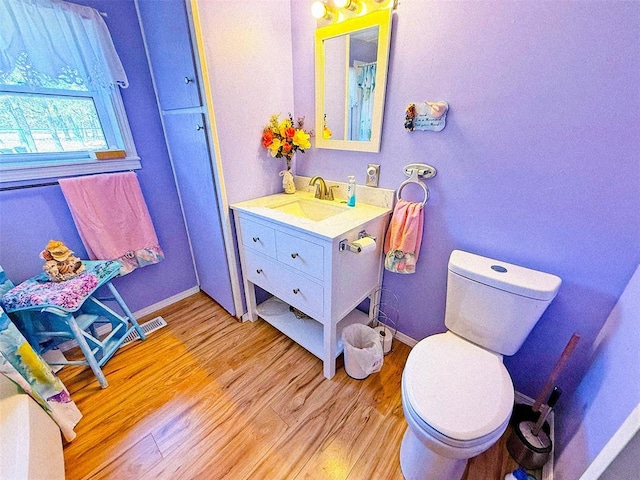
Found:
60,292 -> 525,480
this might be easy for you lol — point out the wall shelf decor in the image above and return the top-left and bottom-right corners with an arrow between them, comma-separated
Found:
404,101 -> 449,132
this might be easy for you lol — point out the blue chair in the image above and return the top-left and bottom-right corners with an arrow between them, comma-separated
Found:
0,266 -> 14,297
0,261 -> 146,388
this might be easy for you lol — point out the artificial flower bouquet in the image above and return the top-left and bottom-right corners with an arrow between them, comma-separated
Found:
261,113 -> 312,167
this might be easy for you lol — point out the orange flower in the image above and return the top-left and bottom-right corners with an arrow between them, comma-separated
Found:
282,142 -> 292,154
262,129 -> 274,147
284,127 -> 296,139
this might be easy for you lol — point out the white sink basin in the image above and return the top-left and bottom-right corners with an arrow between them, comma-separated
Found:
269,198 -> 348,221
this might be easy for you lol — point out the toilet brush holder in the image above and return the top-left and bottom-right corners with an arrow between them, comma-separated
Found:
507,419 -> 552,470
507,387 -> 561,470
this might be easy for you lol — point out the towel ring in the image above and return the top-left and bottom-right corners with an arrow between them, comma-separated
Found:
395,163 -> 436,206
396,179 -> 429,206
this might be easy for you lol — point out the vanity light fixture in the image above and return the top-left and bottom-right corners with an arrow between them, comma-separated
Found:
311,1 -> 336,21
334,0 -> 362,13
312,0 -> 395,24
373,0 -> 398,7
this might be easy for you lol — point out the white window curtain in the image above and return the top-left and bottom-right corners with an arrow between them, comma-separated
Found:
0,0 -> 128,90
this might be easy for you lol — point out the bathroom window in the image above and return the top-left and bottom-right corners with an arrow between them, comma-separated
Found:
0,0 -> 139,186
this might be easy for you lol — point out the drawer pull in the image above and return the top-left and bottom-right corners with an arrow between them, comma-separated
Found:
252,237 -> 259,242
256,269 -> 263,274
292,288 -> 300,294
184,76 -> 194,84
291,252 -> 299,259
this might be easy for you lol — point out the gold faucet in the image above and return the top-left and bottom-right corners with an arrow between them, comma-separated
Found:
309,176 -> 334,201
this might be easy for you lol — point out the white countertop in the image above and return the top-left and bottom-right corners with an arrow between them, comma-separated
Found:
231,190 -> 392,240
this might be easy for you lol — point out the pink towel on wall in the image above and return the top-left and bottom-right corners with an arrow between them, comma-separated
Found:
383,200 -> 424,274
59,172 -> 164,275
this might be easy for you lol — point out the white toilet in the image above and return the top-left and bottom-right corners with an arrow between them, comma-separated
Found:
400,250 -> 561,480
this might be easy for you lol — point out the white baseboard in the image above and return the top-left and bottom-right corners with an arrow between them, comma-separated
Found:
56,287 -> 200,353
132,286 -> 200,319
394,330 -> 418,348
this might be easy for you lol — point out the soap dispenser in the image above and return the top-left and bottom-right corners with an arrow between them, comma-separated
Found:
347,175 -> 356,207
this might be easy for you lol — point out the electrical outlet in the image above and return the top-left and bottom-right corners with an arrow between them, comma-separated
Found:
366,164 -> 380,187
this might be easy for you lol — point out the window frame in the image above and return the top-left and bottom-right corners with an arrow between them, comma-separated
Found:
0,78 -> 140,188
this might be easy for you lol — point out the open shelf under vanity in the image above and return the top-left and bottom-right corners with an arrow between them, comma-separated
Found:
256,296 -> 370,360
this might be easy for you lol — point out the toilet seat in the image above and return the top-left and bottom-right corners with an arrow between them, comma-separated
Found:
403,332 -> 514,442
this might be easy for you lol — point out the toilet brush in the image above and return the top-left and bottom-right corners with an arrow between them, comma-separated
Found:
531,333 -> 579,413
531,387 -> 561,437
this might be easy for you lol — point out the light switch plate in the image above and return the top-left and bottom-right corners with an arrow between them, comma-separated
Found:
366,163 -> 380,187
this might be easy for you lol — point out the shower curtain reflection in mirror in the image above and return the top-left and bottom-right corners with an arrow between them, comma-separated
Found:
349,62 -> 376,141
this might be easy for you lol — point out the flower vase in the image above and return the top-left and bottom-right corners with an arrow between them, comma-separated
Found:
280,157 -> 296,194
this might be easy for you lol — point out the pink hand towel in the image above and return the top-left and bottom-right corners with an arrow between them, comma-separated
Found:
383,200 -> 424,274
59,172 -> 164,275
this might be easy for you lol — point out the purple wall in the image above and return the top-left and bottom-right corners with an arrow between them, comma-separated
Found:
196,0 -> 295,206
292,0 -> 640,403
0,0 -> 197,312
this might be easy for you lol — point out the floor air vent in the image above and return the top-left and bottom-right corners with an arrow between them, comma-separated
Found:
122,316 -> 167,345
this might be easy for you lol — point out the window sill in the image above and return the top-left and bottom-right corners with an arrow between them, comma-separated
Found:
0,157 -> 142,190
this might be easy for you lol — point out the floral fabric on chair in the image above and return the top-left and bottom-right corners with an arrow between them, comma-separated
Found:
1,260 -> 121,313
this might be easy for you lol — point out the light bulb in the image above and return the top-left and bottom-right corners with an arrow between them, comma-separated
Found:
335,0 -> 360,12
374,0 -> 398,7
311,1 -> 328,19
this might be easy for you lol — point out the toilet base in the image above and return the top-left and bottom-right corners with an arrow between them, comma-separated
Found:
400,427 -> 467,480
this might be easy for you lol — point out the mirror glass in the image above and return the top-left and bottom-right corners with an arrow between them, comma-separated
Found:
315,9 -> 392,153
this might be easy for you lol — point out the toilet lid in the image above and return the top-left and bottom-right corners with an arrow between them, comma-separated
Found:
404,332 -> 514,441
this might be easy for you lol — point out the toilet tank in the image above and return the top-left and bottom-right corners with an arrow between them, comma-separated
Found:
445,250 -> 561,356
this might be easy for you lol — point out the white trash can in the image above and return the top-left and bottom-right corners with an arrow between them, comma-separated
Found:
342,324 -> 384,379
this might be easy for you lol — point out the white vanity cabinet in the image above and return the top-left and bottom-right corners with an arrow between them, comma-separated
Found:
232,192 -> 391,379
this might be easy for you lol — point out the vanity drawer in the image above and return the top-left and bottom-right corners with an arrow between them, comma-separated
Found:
243,250 -> 277,292
279,269 -> 324,319
243,250 -> 323,319
239,218 -> 276,258
275,231 -> 324,280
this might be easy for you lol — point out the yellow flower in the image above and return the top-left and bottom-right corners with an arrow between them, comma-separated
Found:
268,137 -> 282,157
269,114 -> 280,128
292,129 -> 311,150
278,119 -> 292,138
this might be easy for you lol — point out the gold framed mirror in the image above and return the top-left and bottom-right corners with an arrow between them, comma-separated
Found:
314,9 -> 393,153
